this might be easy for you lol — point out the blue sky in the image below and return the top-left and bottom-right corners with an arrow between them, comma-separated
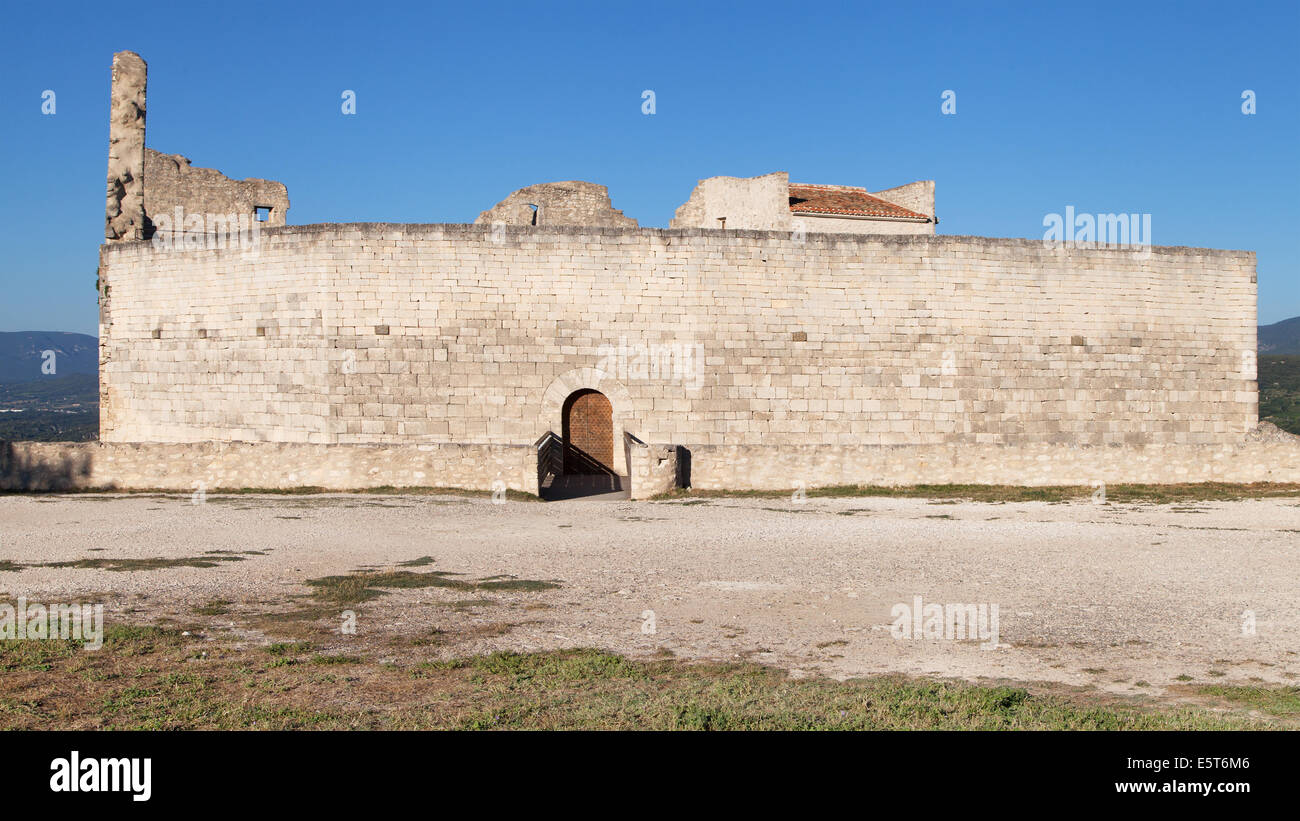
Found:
2,0 -> 1296,335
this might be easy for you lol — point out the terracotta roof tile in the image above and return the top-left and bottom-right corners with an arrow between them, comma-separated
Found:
788,183 -> 930,220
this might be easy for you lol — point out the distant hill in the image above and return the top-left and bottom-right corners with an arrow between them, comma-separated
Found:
0,372 -> 98,442
0,372 -> 97,410
0,331 -> 98,384
0,333 -> 98,441
1259,317 -> 1300,355
1259,355 -> 1300,435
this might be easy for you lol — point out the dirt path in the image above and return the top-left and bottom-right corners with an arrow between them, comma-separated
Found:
2,492 -> 1297,698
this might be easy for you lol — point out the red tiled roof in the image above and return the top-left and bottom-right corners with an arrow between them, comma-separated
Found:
788,183 -> 930,220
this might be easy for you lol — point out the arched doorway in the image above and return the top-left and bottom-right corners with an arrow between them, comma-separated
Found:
561,389 -> 615,475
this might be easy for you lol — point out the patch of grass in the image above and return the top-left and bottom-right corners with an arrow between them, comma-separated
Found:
413,658 -> 469,673
463,621 -> 517,639
0,638 -> 81,671
1197,684 -> 1300,718
447,598 -> 497,610
311,654 -> 362,666
240,602 -> 344,643
354,485 -> 540,502
444,651 -> 1280,731
265,642 -> 311,656
200,485 -> 538,500
0,628 -> 1292,730
395,628 -> 446,648
102,624 -> 189,655
3,486 -> 541,502
398,556 -> 436,567
476,577 -> 560,592
304,570 -> 470,604
655,482 -> 1300,504
471,649 -> 652,681
303,569 -> 560,605
193,600 -> 232,616
42,555 -> 248,572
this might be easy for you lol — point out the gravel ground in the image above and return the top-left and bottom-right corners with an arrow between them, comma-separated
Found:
2,492 -> 1297,696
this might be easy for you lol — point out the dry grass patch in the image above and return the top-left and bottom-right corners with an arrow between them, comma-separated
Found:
1,630 -> 1293,731
0,555 -> 250,573
656,483 -> 1300,504
303,567 -> 560,606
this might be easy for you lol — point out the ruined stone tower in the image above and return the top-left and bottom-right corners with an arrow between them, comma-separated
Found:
105,51 -> 147,241
101,50 -> 289,243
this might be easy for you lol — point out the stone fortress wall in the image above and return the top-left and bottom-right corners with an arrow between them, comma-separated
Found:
97,224 -> 1258,452
70,221 -> 1298,495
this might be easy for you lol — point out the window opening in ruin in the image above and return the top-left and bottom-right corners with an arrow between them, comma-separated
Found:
528,203 -> 539,226
255,206 -> 271,222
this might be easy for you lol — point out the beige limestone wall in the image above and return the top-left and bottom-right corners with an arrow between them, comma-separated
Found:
674,174 -> 935,235
625,433 -> 677,499
143,149 -> 289,232
671,173 -> 793,231
97,223 -> 1259,488
686,426 -> 1300,490
0,441 -> 538,494
871,181 -> 936,219
6,433 -> 1296,493
793,214 -> 933,236
475,182 -> 636,228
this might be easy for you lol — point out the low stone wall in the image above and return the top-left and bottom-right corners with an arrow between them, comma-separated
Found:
624,434 -> 678,500
0,441 -> 538,494
684,426 -> 1300,490
4,427 -> 1297,495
